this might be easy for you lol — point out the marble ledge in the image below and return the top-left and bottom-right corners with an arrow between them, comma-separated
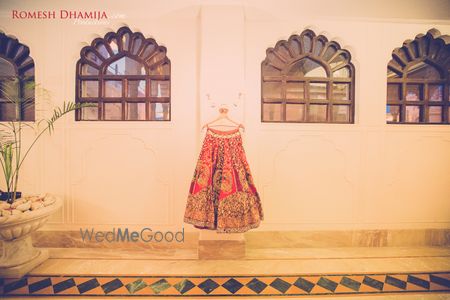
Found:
20,228 -> 450,250
245,229 -> 450,248
29,256 -> 450,276
44,246 -> 450,261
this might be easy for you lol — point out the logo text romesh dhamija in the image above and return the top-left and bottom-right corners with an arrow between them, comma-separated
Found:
12,10 -> 108,20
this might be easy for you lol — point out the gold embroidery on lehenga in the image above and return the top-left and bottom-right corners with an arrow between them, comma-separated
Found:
237,167 -> 249,191
197,163 -> 210,187
185,186 -> 212,212
218,192 -> 254,217
184,127 -> 263,233
220,169 -> 233,193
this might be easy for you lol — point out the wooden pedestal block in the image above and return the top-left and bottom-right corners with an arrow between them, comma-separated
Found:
198,231 -> 245,260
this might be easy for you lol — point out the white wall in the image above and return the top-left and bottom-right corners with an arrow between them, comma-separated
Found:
1,0 -> 449,232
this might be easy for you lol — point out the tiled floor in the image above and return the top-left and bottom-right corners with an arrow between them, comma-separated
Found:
1,247 -> 449,299
2,272 -> 450,297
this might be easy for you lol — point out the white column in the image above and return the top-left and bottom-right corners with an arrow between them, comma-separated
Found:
199,5 -> 245,126
197,4 -> 246,258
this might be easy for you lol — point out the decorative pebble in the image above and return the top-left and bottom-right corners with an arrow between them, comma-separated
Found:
16,201 -> 31,212
0,202 -> 11,210
31,202 -> 45,211
43,198 -> 56,207
25,195 -> 43,202
0,194 -> 56,217
1,209 -> 11,216
11,199 -> 27,209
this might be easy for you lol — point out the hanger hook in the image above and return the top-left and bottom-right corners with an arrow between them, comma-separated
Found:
219,107 -> 229,114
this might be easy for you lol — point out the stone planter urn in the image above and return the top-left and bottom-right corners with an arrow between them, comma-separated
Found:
0,194 -> 61,278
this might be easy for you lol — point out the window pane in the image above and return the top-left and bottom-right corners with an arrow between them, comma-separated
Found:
262,103 -> 282,121
22,80 -> 34,100
407,62 -> 441,80
262,82 -> 281,99
323,46 -> 337,61
302,35 -> 312,53
81,103 -> 98,120
106,56 -> 146,75
150,62 -> 170,76
131,37 -> 143,55
81,64 -> 99,75
429,84 -> 443,101
287,58 -> 326,77
86,51 -> 102,66
405,106 -> 420,123
148,50 -> 166,66
387,84 -> 401,101
150,103 -> 170,121
127,80 -> 146,98
0,78 -> 19,100
332,105 -> 350,122
386,105 -> 400,122
332,83 -> 349,100
308,104 -> 327,122
286,104 -> 304,121
313,40 -> 324,56
151,81 -> 170,97
406,84 -> 422,101
104,102 -> 122,120
122,32 -> 131,51
286,82 -> 304,100
127,102 -> 146,120
109,39 -> 119,54
0,102 -> 17,121
104,80 -> 122,97
0,57 -> 16,76
333,67 -> 350,78
387,69 -> 401,79
96,44 -> 110,59
309,83 -> 327,100
81,81 -> 98,98
23,64 -> 34,76
428,106 -> 442,123
141,44 -> 156,59
330,54 -> 347,69
21,80 -> 34,121
21,102 -> 34,121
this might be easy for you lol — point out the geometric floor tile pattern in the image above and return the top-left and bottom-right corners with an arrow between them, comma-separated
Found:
1,272 -> 449,297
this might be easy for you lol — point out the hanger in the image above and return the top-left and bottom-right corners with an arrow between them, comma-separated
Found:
202,107 -> 245,132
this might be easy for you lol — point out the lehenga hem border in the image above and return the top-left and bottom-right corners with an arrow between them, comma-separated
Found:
184,217 -> 261,233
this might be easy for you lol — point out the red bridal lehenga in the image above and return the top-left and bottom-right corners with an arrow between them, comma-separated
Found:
184,126 -> 263,233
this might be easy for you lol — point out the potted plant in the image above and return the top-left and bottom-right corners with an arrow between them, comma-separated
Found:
0,79 -> 90,278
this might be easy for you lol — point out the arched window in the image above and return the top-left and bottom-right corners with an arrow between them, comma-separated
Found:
0,31 -> 35,121
386,28 -> 449,124
76,27 -> 171,121
261,29 -> 355,123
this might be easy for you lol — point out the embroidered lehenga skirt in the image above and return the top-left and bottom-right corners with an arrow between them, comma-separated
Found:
184,127 -> 264,233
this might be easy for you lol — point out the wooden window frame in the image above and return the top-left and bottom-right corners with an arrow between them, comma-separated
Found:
261,29 -> 355,123
0,32 -> 35,122
386,28 -> 449,125
75,27 -> 171,121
